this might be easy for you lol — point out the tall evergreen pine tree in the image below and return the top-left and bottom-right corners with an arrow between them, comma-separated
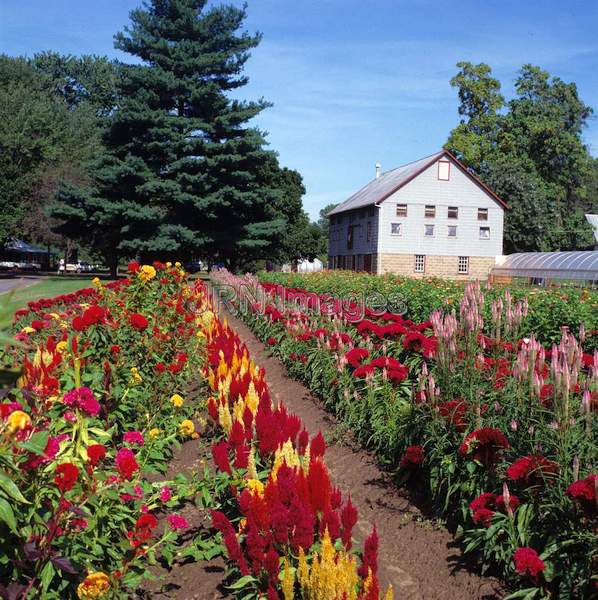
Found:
53,0 -> 286,273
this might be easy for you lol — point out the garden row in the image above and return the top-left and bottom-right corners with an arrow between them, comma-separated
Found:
258,271 -> 598,353
212,268 -> 597,600
1,264 -> 392,599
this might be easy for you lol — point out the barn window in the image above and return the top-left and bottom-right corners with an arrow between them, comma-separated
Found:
414,255 -> 425,273
448,206 -> 458,219
390,223 -> 402,235
424,224 -> 434,237
448,225 -> 457,237
478,208 -> 488,220
438,160 -> 450,180
425,205 -> 436,218
479,226 -> 490,239
396,203 -> 408,217
458,256 -> 469,274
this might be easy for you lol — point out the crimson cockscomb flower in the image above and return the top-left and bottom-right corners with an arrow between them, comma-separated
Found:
129,313 -> 149,330
54,463 -> 79,492
513,547 -> 545,578
87,444 -> 106,467
115,448 -> 139,480
400,445 -> 424,468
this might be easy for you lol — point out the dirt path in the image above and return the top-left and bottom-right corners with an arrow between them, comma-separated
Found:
222,308 -> 505,600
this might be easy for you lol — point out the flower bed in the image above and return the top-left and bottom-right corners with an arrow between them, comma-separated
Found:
1,265 -> 393,600
258,270 -> 598,353
212,269 -> 597,600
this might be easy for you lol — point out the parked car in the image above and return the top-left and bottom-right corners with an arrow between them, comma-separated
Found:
17,261 -> 41,271
66,261 -> 95,273
0,261 -> 17,271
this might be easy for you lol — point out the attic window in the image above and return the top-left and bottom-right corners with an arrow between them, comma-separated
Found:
438,160 -> 450,180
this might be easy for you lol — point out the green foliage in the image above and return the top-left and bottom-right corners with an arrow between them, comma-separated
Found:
446,62 -> 597,252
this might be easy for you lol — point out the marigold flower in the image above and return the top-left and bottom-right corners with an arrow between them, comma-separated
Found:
148,428 -> 161,440
138,265 -> 156,283
170,393 -> 184,408
5,410 -> 31,432
76,571 -> 110,599
179,419 -> 195,436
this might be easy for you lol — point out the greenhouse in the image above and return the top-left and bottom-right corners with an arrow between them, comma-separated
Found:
491,250 -> 598,284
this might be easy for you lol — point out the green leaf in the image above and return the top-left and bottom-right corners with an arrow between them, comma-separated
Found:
0,471 -> 29,503
0,497 -> 18,532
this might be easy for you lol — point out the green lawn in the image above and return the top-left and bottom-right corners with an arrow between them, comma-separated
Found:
0,277 -> 96,329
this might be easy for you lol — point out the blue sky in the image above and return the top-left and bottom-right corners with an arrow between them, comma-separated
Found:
2,0 -> 597,219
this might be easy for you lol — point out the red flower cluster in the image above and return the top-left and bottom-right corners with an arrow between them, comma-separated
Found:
458,428 -> 509,469
506,455 -> 559,486
54,463 -> 79,493
400,445 -> 424,468
513,547 -> 545,578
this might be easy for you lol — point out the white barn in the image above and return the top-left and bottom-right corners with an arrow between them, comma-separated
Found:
327,150 -> 506,279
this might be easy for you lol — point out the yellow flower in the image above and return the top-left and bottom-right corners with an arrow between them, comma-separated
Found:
77,572 -> 110,599
138,265 -> 156,283
179,419 -> 195,436
170,393 -> 184,408
56,341 -> 68,353
148,428 -> 161,440
6,410 -> 31,432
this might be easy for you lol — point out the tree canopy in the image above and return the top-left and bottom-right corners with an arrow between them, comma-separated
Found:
446,62 -> 597,252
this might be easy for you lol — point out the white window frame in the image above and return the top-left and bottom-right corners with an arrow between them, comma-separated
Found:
414,255 -> 425,273
390,222 -> 402,236
438,160 -> 451,181
424,224 -> 434,237
458,256 -> 469,274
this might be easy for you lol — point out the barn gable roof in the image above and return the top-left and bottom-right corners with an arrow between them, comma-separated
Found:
328,150 -> 507,216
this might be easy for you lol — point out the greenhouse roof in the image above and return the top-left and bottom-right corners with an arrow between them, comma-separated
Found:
492,251 -> 598,281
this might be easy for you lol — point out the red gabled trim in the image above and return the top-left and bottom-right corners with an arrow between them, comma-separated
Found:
443,150 -> 508,209
371,149 -> 508,210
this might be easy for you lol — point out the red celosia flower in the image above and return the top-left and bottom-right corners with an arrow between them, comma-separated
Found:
212,440 -> 232,474
459,428 -> 509,468
344,347 -> 370,368
437,399 -> 468,431
54,463 -> 79,492
167,514 -> 189,530
506,455 -> 559,485
123,431 -> 144,446
128,513 -> 158,548
400,445 -> 424,468
472,508 -> 494,527
566,474 -> 597,514
358,526 -> 379,578
310,432 -> 326,458
129,313 -> 149,331
87,444 -> 106,467
341,496 -> 358,550
513,547 -> 545,578
115,448 -> 139,480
